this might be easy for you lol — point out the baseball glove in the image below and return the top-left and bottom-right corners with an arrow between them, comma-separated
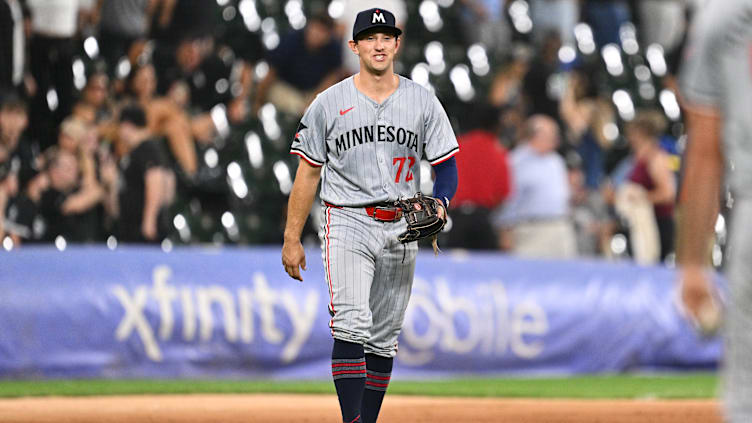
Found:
395,193 -> 446,252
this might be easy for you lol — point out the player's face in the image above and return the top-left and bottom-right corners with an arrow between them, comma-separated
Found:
351,31 -> 400,75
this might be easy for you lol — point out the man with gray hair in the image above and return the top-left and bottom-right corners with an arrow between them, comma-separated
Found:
495,115 -> 577,258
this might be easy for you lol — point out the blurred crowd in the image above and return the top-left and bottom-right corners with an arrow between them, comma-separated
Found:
0,0 -> 710,266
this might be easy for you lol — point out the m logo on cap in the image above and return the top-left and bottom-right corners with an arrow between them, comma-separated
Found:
372,11 -> 386,24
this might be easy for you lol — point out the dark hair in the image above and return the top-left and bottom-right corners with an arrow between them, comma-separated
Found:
309,12 -> 335,28
119,104 -> 148,128
124,62 -> 156,98
0,91 -> 28,113
474,102 -> 502,132
354,26 -> 400,42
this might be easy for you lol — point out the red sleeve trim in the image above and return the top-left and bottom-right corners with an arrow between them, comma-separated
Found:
429,147 -> 460,166
290,150 -> 323,167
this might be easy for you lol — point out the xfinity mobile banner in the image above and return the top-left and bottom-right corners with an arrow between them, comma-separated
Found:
0,247 -> 720,379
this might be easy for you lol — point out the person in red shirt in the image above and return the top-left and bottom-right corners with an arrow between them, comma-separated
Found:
443,103 -> 511,249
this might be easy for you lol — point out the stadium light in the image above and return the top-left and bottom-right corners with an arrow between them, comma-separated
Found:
84,36 -> 100,59
468,44 -> 490,76
273,161 -> 293,195
106,236 -> 118,250
328,0 -> 345,19
285,0 -> 306,30
638,83 -> 656,100
419,1 -> 443,32
2,236 -> 13,251
634,64 -> 651,82
45,89 -> 58,112
449,64 -> 475,102
574,23 -> 596,55
73,59 -> 87,90
659,89 -> 681,121
245,131 -> 264,169
424,41 -> 446,75
410,63 -> 433,92
204,148 -> 219,168
619,23 -> 639,55
603,122 -> 619,142
601,44 -> 624,77
55,235 -> 67,252
646,44 -> 667,77
161,239 -> 173,252
612,90 -> 635,121
558,45 -> 577,64
239,0 -> 261,32
509,0 -> 532,34
259,103 -> 281,140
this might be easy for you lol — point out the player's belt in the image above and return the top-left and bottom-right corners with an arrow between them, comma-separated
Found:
325,201 -> 403,222
364,204 -> 403,222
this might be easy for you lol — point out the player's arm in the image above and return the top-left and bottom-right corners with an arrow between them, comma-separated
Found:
282,159 -> 322,282
676,104 -> 722,322
432,156 -> 457,219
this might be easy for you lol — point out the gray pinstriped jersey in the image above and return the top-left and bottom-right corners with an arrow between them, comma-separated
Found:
680,0 -> 752,198
290,75 -> 459,206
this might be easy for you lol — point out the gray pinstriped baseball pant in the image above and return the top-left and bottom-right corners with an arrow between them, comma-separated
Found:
723,198 -> 752,422
319,203 -> 418,358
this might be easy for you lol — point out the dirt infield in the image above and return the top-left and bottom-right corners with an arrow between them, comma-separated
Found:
0,394 -> 721,423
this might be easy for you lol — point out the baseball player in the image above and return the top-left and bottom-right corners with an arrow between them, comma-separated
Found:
677,1 -> 752,422
281,8 -> 459,423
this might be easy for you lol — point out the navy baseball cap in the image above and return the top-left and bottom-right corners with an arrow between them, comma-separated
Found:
352,8 -> 402,40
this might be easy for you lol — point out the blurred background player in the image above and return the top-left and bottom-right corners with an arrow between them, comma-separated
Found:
678,0 -> 752,422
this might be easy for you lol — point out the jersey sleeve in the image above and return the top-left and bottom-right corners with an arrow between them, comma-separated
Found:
423,95 -> 459,166
679,8 -> 725,108
290,97 -> 327,167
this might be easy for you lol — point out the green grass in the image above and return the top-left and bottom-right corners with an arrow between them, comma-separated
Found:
0,373 -> 718,399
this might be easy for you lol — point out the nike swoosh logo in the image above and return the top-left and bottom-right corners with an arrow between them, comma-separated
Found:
339,107 -> 354,116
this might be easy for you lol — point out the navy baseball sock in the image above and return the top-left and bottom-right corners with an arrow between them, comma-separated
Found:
361,353 -> 393,423
332,340 -> 366,423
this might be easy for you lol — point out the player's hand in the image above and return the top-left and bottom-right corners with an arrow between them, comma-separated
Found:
282,239 -> 307,282
437,203 -> 446,221
679,265 -> 721,335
